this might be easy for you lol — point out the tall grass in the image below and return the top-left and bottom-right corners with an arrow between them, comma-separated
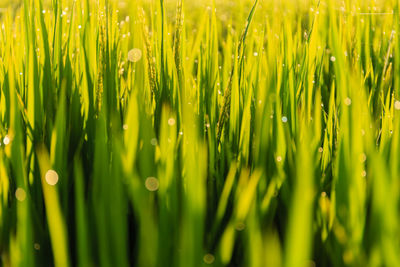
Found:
1,0 -> 400,266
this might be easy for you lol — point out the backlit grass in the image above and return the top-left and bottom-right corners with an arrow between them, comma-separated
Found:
1,0 -> 400,266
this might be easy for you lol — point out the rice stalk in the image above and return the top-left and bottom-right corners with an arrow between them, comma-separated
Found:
139,7 -> 157,102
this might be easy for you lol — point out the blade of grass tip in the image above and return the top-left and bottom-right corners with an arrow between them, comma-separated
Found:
122,90 -> 139,174
24,0 -> 43,134
36,144 -> 70,267
91,109 -> 112,267
73,157 -> 92,267
49,81 -> 69,216
215,162 -> 237,225
156,105 -> 178,266
52,0 -> 62,91
238,78 -> 252,166
50,81 -> 67,173
0,153 -> 9,207
218,168 -> 250,265
123,104 -> 158,267
264,229 -> 282,267
0,155 -> 10,262
246,205 -> 263,267
209,163 -> 237,248
179,101 -> 207,267
367,152 -> 400,266
233,169 -> 263,245
109,138 -> 129,267
36,0 -> 55,139
284,120 -> 314,267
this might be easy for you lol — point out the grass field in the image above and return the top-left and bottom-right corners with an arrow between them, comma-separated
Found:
1,0 -> 400,266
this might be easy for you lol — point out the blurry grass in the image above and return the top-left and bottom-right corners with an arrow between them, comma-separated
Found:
1,0 -> 400,266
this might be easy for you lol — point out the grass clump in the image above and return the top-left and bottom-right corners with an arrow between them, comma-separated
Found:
1,0 -> 400,266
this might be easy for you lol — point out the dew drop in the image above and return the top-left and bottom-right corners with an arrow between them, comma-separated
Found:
395,100 -> 400,110
360,153 -> 367,163
150,138 -> 158,146
145,177 -> 159,191
15,188 -> 26,201
168,118 -> 176,126
127,48 -> 142,63
203,253 -> 215,264
235,222 -> 245,231
45,170 -> 59,186
3,135 -> 10,145
344,97 -> 352,106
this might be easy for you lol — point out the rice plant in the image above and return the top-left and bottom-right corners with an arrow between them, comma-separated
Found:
1,0 -> 400,266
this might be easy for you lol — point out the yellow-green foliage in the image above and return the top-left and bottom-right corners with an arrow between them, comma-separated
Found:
0,0 -> 400,266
